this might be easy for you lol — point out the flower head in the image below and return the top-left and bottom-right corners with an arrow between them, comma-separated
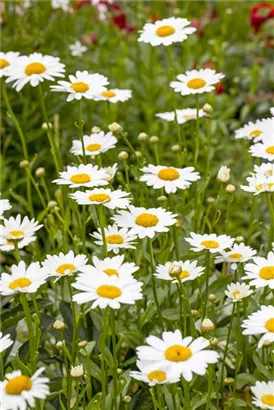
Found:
242,305 -> 274,348
170,69 -> 225,96
242,251 -> 274,289
53,164 -> 109,188
225,282 -> 253,302
251,380 -> 274,409
71,188 -> 130,210
130,360 -> 180,386
185,233 -> 234,253
93,88 -> 132,103
42,251 -> 88,280
69,40 -> 87,57
78,254 -> 139,279
235,118 -> 273,142
0,332 -> 13,353
0,199 -> 11,219
215,243 -> 257,269
71,131 -> 117,157
154,260 -> 205,283
0,51 -> 20,78
155,108 -> 207,124
91,224 -> 137,254
249,139 -> 274,161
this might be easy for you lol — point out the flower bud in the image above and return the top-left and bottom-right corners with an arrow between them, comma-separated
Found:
175,220 -> 181,228
236,236 -> 244,243
224,377 -> 234,385
123,396 -> 132,403
209,337 -> 219,347
78,340 -> 88,348
207,197 -> 215,204
171,144 -> 181,152
203,103 -> 213,113
208,294 -> 217,302
168,264 -> 182,278
48,200 -> 58,209
35,167 -> 46,178
135,151 -> 142,158
157,195 -> 167,202
108,122 -> 122,134
53,320 -> 65,331
55,189 -> 62,200
118,151 -> 129,160
217,166 -> 230,183
201,318 -> 215,333
91,126 -> 101,133
70,364 -> 84,378
225,8 -> 233,14
225,184 -> 236,194
138,132 -> 148,141
56,341 -> 63,349
149,136 -> 159,144
117,368 -> 123,375
191,309 -> 200,318
19,160 -> 29,168
42,122 -> 52,130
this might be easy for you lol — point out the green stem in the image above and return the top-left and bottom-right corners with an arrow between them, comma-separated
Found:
181,377 -> 191,407
96,205 -> 107,257
13,241 -> 20,262
194,94 -> 200,166
266,193 -> 274,251
148,239 -> 165,329
20,293 -> 36,371
176,282 -> 184,335
206,365 -> 214,410
123,159 -> 130,191
109,309 -> 118,410
202,252 -> 211,318
78,99 -> 87,164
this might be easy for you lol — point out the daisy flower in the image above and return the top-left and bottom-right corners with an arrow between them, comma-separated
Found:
0,367 -> 49,410
185,233 -> 234,254
72,271 -> 143,309
241,174 -> 274,195
50,70 -> 108,102
136,330 -> 219,382
249,139 -> 274,162
0,215 -> 43,252
138,17 -> 196,47
69,40 -> 87,57
79,254 -> 139,279
52,0 -> 70,10
53,164 -> 109,188
0,199 -> 11,219
71,188 -> 130,210
71,131 -> 117,157
112,205 -> 177,239
42,251 -> 88,280
0,51 -> 20,78
251,380 -> 274,409
254,163 -> 274,178
235,118 -> 274,142
103,163 -> 118,182
0,332 -> 13,353
130,360 -> 180,386
91,224 -> 137,254
242,305 -> 274,348
215,243 -> 257,270
140,164 -> 200,194
242,251 -> 274,289
155,108 -> 207,124
225,282 -> 253,302
6,53 -> 65,92
93,88 -> 132,103
0,261 -> 47,296
154,260 -> 205,283
170,69 -> 225,96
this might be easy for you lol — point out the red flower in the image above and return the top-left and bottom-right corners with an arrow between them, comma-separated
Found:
215,82 -> 224,95
250,2 -> 274,33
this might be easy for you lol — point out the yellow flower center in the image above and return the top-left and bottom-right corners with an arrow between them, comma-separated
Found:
56,263 -> 76,275
232,291 -> 240,299
148,370 -> 167,382
165,345 -> 192,362
86,143 -> 102,152
262,394 -> 274,405
25,62 -> 46,76
179,270 -> 190,279
249,129 -> 262,138
9,230 -> 24,238
101,90 -> 116,98
135,213 -> 159,227
155,25 -> 176,37
88,193 -> 110,203
183,114 -> 193,119
265,318 -> 274,332
201,240 -> 219,249
105,234 -> 124,244
9,277 -> 32,290
187,78 -> 206,89
228,253 -> 243,260
70,82 -> 89,93
96,284 -> 122,298
266,146 -> 274,155
0,58 -> 9,69
259,266 -> 274,280
5,375 -> 32,395
158,168 -> 180,181
103,269 -> 119,276
70,173 -> 91,184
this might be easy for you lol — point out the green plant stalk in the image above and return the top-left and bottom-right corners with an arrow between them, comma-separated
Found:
206,118 -> 212,178
96,205 -> 108,257
176,282 -> 184,335
148,239 -> 165,329
206,365 -> 213,410
82,205 -> 87,254
100,308 -> 109,410
109,308 -> 118,410
194,94 -> 200,166
78,99 -> 87,164
202,251 -> 211,318
181,377 -> 191,407
20,293 -> 36,371
13,241 -> 20,263
25,167 -> 47,209
181,282 -> 197,337
266,193 -> 274,252
156,384 -> 165,410
123,159 -> 130,192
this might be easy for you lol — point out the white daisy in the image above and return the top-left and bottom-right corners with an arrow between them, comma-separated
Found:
156,108 -> 207,124
42,250 -> 88,280
91,224 -> 137,254
170,69 -> 225,96
6,53 -> 65,92
140,164 -> 200,194
136,330 -> 219,382
0,215 -> 43,252
241,174 -> 274,195
50,70 -> 108,102
72,271 -> 143,309
53,164 -> 109,188
0,199 -> 11,219
270,107 -> 274,116
0,51 -> 20,78
70,131 -> 117,157
154,260 -> 205,283
242,305 -> 274,348
138,17 -> 196,47
112,205 -> 177,239
103,163 -> 118,182
78,254 -> 139,279
0,332 -> 13,353
251,380 -> 274,409
224,282 -> 253,302
52,0 -> 70,10
71,188 -> 131,210
235,118 -> 274,142
242,251 -> 274,289
254,163 -> 274,178
93,88 -> 132,103
215,243 -> 257,270
0,261 -> 47,295
185,233 -> 234,254
249,139 -> 274,162
69,40 -> 87,57
130,360 -> 180,386
1,367 -> 49,410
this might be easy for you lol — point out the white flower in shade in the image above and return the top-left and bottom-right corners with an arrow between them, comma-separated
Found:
70,131 -> 117,157
53,164 -> 109,188
1,367 -> 49,410
154,260 -> 205,283
71,188 -> 131,210
50,70 -> 108,102
91,224 -> 137,254
249,139 -> 274,162
0,215 -> 43,252
93,88 -> 132,103
136,330 -> 219,382
42,251 -> 88,280
70,364 -> 84,378
241,174 -> 274,195
130,360 -> 180,386
72,271 -> 143,309
103,163 -> 118,182
112,206 -> 177,239
140,164 -> 200,194
215,243 -> 257,270
6,53 -> 65,92
270,107 -> 274,116
52,0 -> 70,11
79,254 -> 139,279
69,41 -> 87,57
217,166 -> 230,182
185,233 -> 234,254
0,261 -> 47,295
0,51 -> 20,78
242,305 -> 274,348
170,69 -> 224,96
235,118 -> 274,142
225,282 -> 253,302
0,332 -> 13,353
156,108 -> 207,124
251,380 -> 274,409
242,252 -> 274,289
0,199 -> 11,219
138,17 -> 196,46
254,163 -> 274,178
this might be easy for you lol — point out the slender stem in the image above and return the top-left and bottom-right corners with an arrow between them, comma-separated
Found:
148,239 -> 165,329
100,308 -> 109,410
96,206 -> 107,256
202,251 -> 211,318
181,377 -> 191,407
194,94 -> 200,166
176,283 -> 184,335
266,193 -> 274,251
20,293 -> 36,371
13,241 -> 20,262
123,159 -> 130,191
206,365 -> 214,410
109,309 -> 118,410
78,99 -> 87,164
